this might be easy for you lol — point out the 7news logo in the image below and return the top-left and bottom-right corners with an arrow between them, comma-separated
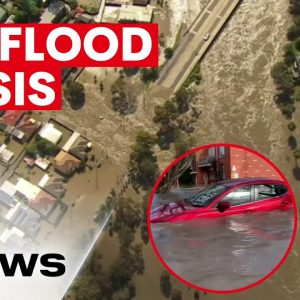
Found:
0,254 -> 65,277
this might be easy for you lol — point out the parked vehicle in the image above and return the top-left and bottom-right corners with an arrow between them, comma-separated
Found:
150,178 -> 293,223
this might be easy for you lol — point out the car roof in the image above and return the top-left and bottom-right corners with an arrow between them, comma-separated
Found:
217,177 -> 285,187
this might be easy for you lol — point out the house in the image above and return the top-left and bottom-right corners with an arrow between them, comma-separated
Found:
0,110 -> 24,132
63,133 -> 89,161
29,190 -> 57,217
12,115 -> 41,143
191,146 -> 281,186
118,4 -> 153,23
0,144 -> 14,164
54,150 -> 81,176
105,0 -> 130,5
38,173 -> 66,199
5,203 -> 41,237
0,181 -> 17,208
38,123 -> 63,144
15,177 -> 42,201
39,0 -> 66,23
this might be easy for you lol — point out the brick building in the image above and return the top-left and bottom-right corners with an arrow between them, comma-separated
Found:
191,146 -> 281,186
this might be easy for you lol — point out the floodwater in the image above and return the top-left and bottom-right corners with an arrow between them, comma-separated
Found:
151,190 -> 295,291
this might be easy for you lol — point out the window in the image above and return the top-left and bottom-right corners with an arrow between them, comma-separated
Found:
221,186 -> 251,206
255,184 -> 288,201
184,184 -> 229,207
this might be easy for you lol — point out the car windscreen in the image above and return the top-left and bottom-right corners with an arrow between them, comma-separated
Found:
184,184 -> 229,207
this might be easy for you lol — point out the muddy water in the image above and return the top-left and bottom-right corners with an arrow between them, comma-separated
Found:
151,191 -> 294,291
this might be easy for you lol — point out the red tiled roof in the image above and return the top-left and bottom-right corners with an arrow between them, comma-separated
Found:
0,111 -> 25,127
29,190 -> 57,217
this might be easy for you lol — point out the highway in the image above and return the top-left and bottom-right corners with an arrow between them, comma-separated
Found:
157,0 -> 241,92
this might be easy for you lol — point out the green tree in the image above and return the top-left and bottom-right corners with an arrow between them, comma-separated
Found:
174,133 -> 196,157
160,271 -> 172,298
73,275 -> 102,300
294,148 -> 300,159
12,0 -> 43,23
294,86 -> 300,101
171,290 -> 182,300
164,47 -> 174,60
284,43 -> 296,65
287,24 -> 300,40
64,81 -> 85,109
141,68 -> 159,83
271,62 -> 294,93
288,121 -> 297,131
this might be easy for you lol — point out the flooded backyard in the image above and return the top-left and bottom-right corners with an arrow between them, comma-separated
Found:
151,190 -> 295,291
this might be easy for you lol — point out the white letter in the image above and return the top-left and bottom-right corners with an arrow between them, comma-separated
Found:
47,28 -> 80,61
84,27 -> 118,61
25,28 -> 44,61
15,72 -> 24,106
0,72 -> 11,106
29,72 -> 55,106
123,28 -> 152,61
0,27 -> 21,61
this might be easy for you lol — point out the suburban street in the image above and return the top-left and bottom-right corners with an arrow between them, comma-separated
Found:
157,0 -> 241,92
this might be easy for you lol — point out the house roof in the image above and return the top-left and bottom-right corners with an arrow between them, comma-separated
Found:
54,150 -> 81,175
0,110 -> 24,127
15,178 -> 41,200
39,123 -> 63,144
29,190 -> 57,217
0,190 -> 17,208
5,203 -> 41,238
118,4 -> 153,23
0,144 -> 14,163
38,174 -> 66,199
68,136 -> 89,161
13,115 -> 41,142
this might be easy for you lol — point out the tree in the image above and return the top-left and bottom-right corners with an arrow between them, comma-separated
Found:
160,271 -> 172,298
141,68 -> 159,83
73,275 -> 102,300
296,37 -> 300,51
128,130 -> 159,189
288,121 -> 297,131
174,88 -> 190,113
64,81 -> 85,109
294,86 -> 300,101
12,0 -> 43,23
194,291 -> 200,300
171,290 -> 182,300
271,62 -> 294,93
287,24 -> 300,40
164,47 -> 174,60
294,148 -> 300,159
284,43 -> 296,65
174,133 -> 196,157
111,76 -> 137,115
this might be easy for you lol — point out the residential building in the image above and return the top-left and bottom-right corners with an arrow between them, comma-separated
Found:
38,123 -> 63,144
54,150 -> 81,176
0,181 -> 17,208
0,110 -> 24,133
0,144 -> 14,164
191,146 -> 281,186
12,115 -> 41,143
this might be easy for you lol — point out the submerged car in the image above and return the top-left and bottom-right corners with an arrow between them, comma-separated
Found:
150,178 -> 293,223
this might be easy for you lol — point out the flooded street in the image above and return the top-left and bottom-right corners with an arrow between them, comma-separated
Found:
151,191 -> 294,291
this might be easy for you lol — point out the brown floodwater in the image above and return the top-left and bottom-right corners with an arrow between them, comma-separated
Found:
151,190 -> 295,291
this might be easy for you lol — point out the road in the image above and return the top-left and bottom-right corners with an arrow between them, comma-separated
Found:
157,0 -> 241,92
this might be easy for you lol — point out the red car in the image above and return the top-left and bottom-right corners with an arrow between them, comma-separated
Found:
150,178 -> 293,223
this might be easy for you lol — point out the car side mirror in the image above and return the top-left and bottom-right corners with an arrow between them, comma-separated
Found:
217,201 -> 231,212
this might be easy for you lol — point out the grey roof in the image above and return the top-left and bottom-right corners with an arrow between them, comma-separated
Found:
0,190 -> 16,208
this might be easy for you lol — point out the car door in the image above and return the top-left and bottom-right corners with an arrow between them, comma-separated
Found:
252,184 -> 291,211
215,185 -> 253,216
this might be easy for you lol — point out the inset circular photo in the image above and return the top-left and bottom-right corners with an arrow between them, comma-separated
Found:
147,144 -> 297,293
